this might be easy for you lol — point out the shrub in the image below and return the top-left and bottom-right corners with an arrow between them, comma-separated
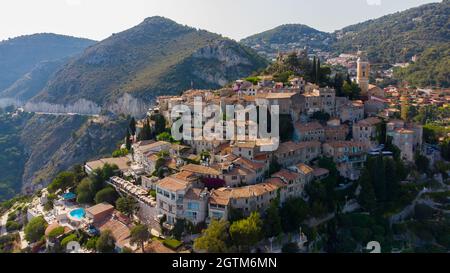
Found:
163,238 -> 182,250
61,234 -> 78,248
47,226 -> 65,239
6,221 -> 21,232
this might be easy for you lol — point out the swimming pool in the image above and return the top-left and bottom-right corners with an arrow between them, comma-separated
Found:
69,208 -> 86,221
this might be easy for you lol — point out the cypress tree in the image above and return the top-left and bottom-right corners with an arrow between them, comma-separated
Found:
129,117 -> 136,136
125,130 -> 132,150
311,56 -> 317,83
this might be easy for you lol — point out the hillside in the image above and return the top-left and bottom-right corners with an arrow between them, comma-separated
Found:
30,17 -> 268,116
241,24 -> 334,59
333,0 -> 450,63
394,43 -> 450,88
0,33 -> 95,92
0,59 -> 66,103
0,112 -> 129,201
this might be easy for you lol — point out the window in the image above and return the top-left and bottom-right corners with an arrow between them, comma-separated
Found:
187,202 -> 199,210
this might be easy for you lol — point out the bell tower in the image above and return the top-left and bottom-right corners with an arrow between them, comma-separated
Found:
357,51 -> 370,96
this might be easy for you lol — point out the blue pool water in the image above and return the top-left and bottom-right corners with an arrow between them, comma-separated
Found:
69,208 -> 86,220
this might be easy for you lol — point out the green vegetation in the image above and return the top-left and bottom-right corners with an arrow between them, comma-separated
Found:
0,112 -> 33,201
333,1 -> 449,63
358,155 -> 408,214
24,216 -> 48,243
163,238 -> 183,250
47,171 -> 76,193
241,24 -> 333,57
47,226 -> 65,240
0,233 -> 20,253
229,212 -> 263,252
94,187 -> 118,205
395,44 -> 450,88
194,220 -> 229,253
116,196 -> 138,217
76,163 -> 118,204
96,230 -> 116,253
130,224 -> 151,253
112,148 -> 128,158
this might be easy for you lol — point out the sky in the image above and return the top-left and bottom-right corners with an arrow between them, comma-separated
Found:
0,0 -> 440,42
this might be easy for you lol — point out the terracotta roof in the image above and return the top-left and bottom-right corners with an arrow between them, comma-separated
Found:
296,163 -> 314,175
273,169 -> 301,181
357,117 -> 381,127
295,121 -> 324,133
137,141 -> 171,152
95,216 -> 131,249
276,141 -> 321,154
85,157 -> 130,171
86,203 -> 114,217
313,168 -> 330,177
157,176 -> 189,192
265,92 -> 296,99
233,141 -> 256,149
209,188 -> 231,206
181,164 -> 221,176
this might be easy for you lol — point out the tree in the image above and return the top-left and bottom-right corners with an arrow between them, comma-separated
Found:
125,130 -> 132,151
94,187 -> 118,205
96,230 -> 116,253
156,132 -> 174,142
311,56 -> 317,83
24,216 -> 47,243
138,118 -> 152,141
130,224 -> 150,253
280,197 -> 308,232
358,170 -> 377,212
342,81 -> 361,100
150,114 -> 166,136
229,212 -> 263,252
129,117 -> 136,136
116,196 -> 138,217
47,171 -> 76,193
263,199 -> 282,238
101,163 -> 118,181
76,177 -> 94,204
112,148 -> 128,158
415,152 -> 430,174
194,220 -> 229,253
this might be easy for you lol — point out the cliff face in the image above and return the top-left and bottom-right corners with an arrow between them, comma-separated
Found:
19,114 -> 128,193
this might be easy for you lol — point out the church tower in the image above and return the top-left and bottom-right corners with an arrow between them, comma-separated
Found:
357,51 -> 370,96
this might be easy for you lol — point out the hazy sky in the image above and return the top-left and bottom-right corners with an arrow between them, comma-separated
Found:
0,0 -> 440,42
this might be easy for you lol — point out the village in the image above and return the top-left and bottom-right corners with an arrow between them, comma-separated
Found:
2,49 -> 450,254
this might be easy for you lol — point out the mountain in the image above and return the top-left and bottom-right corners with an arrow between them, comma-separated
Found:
0,111 -> 129,201
394,43 -> 450,88
240,24 -> 334,59
0,33 -> 96,92
30,17 -> 268,116
0,59 -> 66,103
333,0 -> 450,63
